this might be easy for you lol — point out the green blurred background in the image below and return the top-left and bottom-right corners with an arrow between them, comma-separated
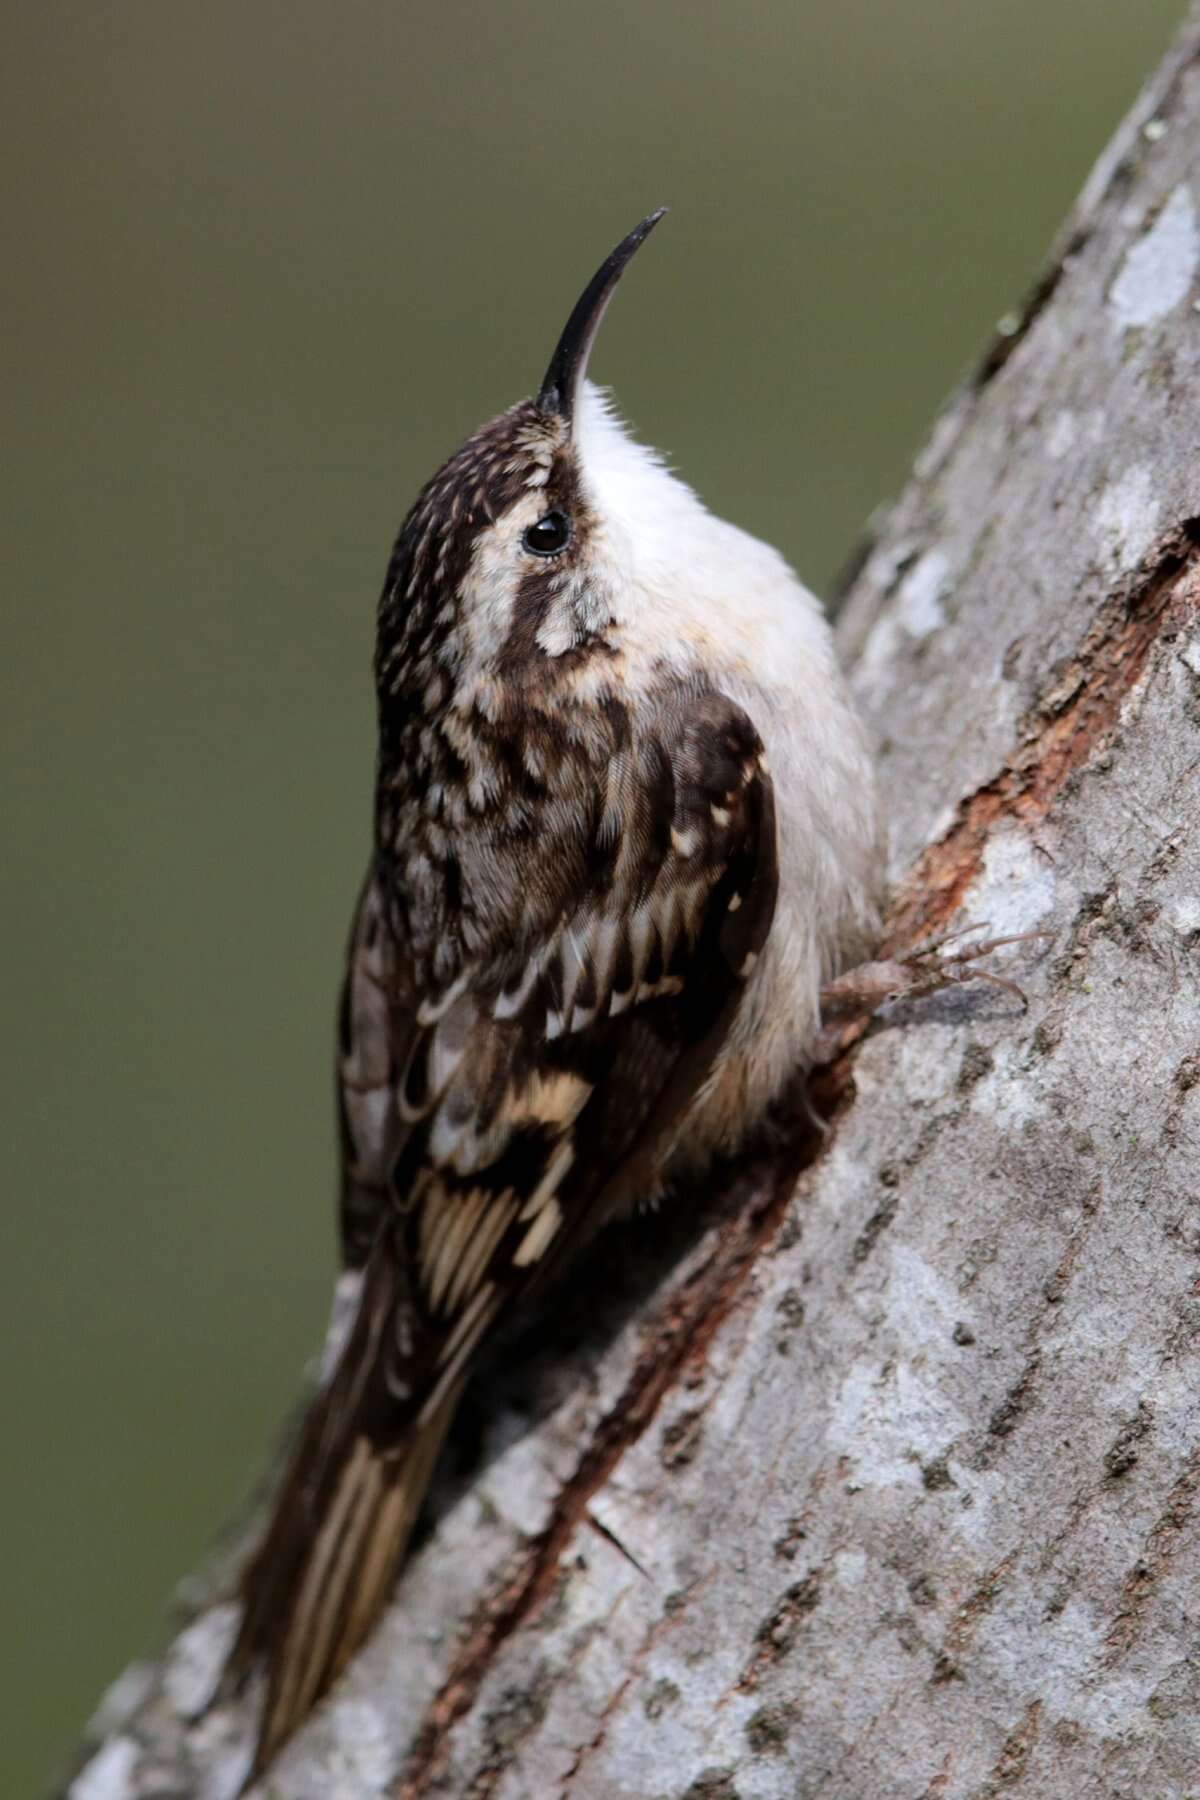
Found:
3,1 -> 1184,1788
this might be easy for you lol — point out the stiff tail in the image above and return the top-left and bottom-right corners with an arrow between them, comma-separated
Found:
228,1278 -> 462,1783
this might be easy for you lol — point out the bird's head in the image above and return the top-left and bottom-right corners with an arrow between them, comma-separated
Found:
375,211 -> 679,714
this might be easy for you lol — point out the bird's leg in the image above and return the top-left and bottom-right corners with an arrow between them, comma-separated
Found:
810,926 -> 1050,1065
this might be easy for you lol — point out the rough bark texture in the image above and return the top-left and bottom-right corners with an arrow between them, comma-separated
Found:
66,15 -> 1200,1800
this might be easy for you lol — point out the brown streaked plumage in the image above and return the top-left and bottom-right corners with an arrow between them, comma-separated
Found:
226,211 -> 883,1784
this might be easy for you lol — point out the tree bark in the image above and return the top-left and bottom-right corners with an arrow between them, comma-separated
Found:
66,14 -> 1200,1799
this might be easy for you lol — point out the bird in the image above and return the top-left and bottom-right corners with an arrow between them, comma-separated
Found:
226,207 -> 884,1782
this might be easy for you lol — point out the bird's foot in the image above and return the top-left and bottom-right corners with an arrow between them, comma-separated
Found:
811,924 -> 1050,1065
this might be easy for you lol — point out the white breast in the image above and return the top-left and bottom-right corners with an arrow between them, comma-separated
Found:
576,383 -> 884,1157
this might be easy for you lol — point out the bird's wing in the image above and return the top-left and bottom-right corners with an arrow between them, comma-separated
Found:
381,686 -> 776,1402
232,687 -> 777,1769
346,681 -> 775,1305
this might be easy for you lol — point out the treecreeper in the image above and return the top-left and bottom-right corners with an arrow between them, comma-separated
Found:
226,209 -> 889,1784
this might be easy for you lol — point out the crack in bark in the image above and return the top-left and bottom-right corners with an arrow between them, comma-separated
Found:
1103,1446 -> 1200,1663
918,1753 -> 956,1799
933,1552 -> 1019,1684
887,520 -> 1200,950
735,1574 -> 822,1694
977,1700 -> 1043,1796
981,1351 -> 1043,1461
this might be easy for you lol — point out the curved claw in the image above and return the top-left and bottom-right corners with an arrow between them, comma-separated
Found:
817,927 -> 1052,1031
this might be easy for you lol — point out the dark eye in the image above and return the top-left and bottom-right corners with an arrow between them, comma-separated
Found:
522,510 -> 570,556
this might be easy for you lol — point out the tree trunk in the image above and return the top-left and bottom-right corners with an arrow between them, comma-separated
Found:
66,14 -> 1200,1799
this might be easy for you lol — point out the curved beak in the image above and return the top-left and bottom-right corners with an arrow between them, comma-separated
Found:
536,208 -> 668,424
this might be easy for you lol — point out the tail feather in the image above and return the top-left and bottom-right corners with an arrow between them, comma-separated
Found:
228,1242 -> 464,1783
239,1381 -> 461,1785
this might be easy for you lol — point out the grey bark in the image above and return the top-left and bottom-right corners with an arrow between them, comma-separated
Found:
66,13 -> 1200,1799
